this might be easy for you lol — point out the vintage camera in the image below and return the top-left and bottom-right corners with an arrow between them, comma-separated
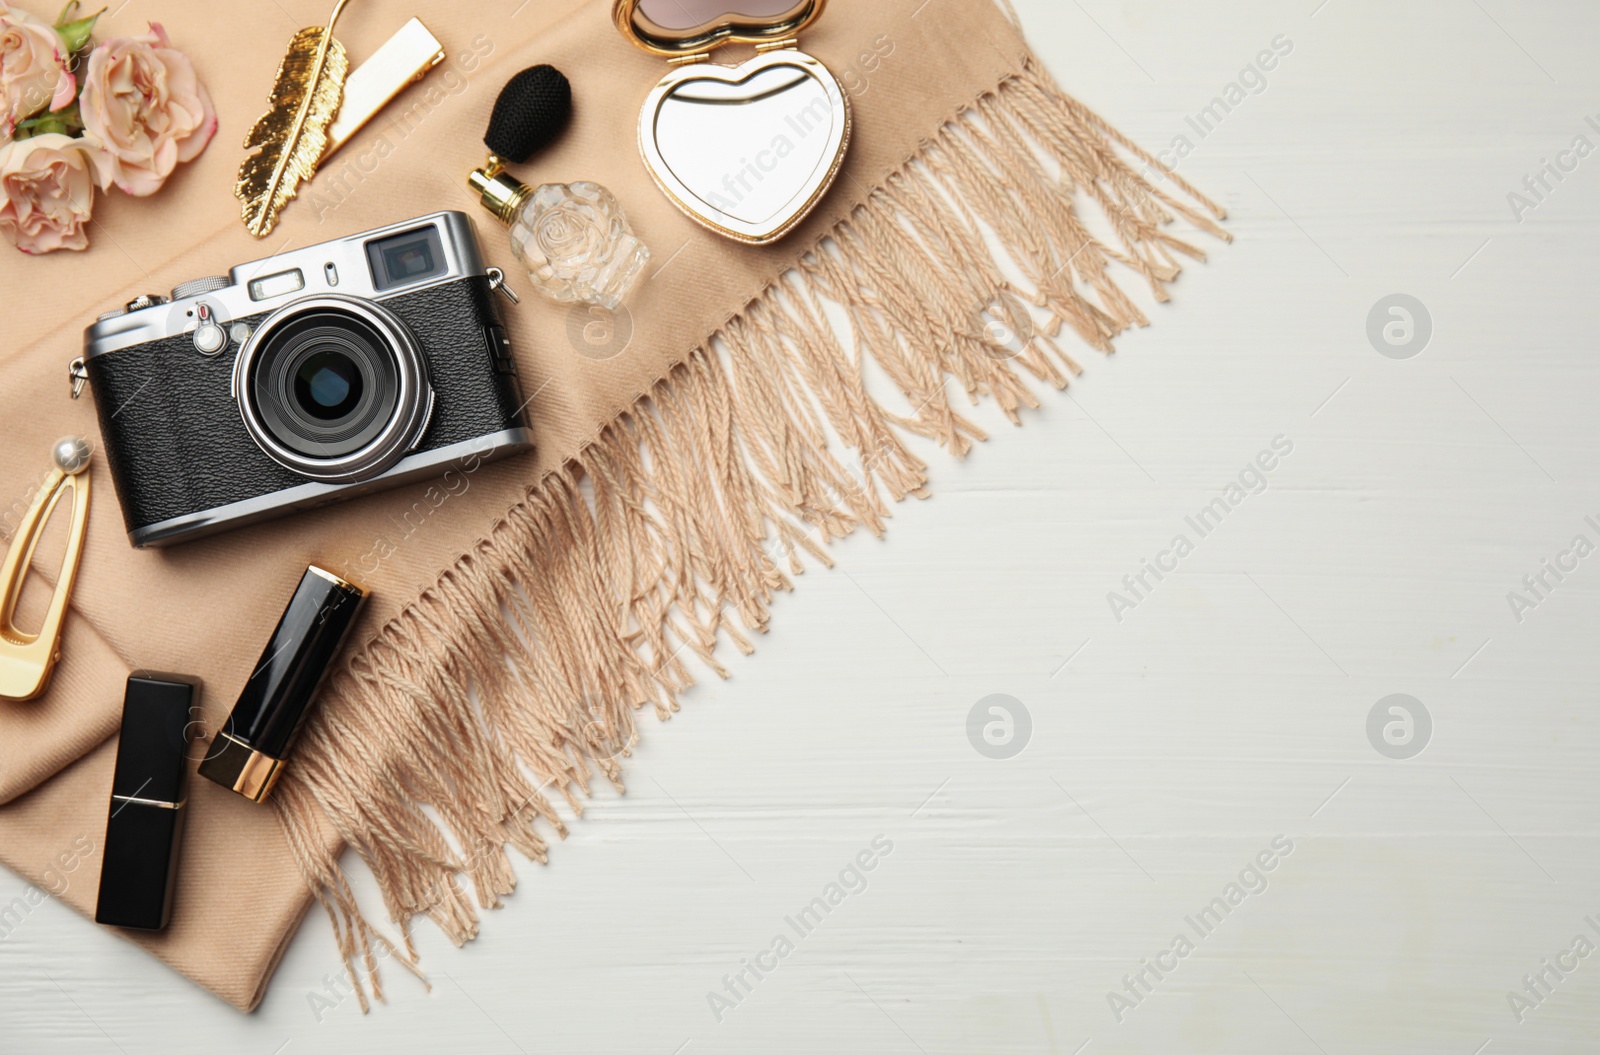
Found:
79,212 -> 533,547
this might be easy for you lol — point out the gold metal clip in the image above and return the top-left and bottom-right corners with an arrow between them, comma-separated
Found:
323,17 -> 447,159
0,437 -> 92,702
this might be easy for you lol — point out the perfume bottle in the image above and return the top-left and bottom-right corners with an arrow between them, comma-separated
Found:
468,65 -> 650,311
470,163 -> 649,311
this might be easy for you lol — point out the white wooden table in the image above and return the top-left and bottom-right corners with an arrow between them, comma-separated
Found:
4,1 -> 1598,1051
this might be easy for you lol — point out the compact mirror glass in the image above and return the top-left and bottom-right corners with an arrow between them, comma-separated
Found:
635,0 -> 803,32
653,63 -> 839,230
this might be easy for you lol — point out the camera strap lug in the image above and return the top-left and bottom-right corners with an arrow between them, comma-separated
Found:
68,357 -> 88,400
486,267 -> 520,306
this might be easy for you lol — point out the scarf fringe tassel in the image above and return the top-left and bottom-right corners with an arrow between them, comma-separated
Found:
271,56 -> 1228,1008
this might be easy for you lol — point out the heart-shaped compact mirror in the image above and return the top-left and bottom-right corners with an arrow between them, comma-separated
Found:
612,0 -> 851,245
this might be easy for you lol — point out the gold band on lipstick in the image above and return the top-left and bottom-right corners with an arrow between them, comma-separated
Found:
199,731 -> 286,804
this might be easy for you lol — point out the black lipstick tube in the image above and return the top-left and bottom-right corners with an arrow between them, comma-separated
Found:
198,566 -> 367,802
96,672 -> 199,931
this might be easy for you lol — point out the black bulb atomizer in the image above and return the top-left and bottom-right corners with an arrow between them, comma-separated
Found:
468,65 -> 649,311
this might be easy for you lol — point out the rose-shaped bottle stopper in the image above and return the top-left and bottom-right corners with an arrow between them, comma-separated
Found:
468,65 -> 649,311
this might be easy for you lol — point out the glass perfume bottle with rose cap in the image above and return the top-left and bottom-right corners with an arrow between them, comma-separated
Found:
468,65 -> 650,311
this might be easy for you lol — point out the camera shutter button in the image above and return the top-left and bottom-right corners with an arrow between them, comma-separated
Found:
170,276 -> 230,300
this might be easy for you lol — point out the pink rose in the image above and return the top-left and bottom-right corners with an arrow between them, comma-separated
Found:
0,131 -> 98,252
0,9 -> 76,142
79,23 -> 215,197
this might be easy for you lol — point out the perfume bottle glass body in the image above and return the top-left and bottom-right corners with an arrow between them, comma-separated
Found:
509,182 -> 649,311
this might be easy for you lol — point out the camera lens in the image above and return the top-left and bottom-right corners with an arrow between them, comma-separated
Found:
235,297 -> 433,483
293,349 -> 364,421
256,312 -> 395,458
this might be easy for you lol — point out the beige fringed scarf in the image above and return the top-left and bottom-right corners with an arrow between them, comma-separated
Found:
0,0 -> 1225,1011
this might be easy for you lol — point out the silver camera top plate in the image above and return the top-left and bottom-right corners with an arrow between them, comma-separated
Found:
82,211 -> 488,362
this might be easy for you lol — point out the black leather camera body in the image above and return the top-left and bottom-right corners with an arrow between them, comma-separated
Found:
79,212 -> 533,547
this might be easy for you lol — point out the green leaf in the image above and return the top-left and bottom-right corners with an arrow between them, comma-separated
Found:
15,117 -> 71,138
54,6 -> 103,56
16,102 -> 83,138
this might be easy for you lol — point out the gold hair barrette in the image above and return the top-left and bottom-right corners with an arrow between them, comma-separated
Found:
0,437 -> 92,702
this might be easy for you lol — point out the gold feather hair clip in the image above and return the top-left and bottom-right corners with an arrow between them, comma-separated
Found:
235,0 -> 352,238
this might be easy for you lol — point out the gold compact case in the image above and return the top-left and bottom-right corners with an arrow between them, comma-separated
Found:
611,0 -> 852,245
